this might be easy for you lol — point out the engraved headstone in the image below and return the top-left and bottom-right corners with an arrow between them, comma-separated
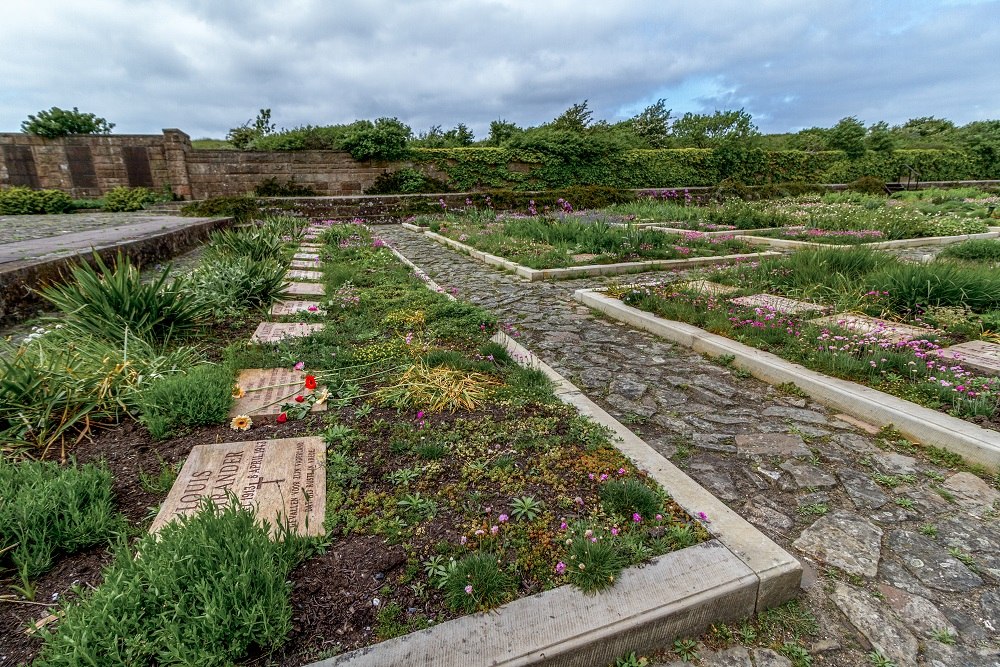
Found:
730,294 -> 829,315
251,322 -> 324,344
293,252 -> 320,260
150,437 -> 325,537
290,259 -> 321,269
230,367 -> 327,416
678,280 -> 740,296
286,269 -> 323,281
286,282 -> 325,296
270,300 -> 325,316
810,314 -> 935,343
298,243 -> 323,250
935,340 -> 1000,376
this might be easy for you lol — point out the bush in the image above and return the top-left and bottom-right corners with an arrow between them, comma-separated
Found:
181,196 -> 262,222
138,365 -> 235,438
848,176 -> 889,194
868,262 -> 1000,312
0,458 -> 122,581
599,478 -> 663,521
939,239 -> 1000,263
40,252 -> 208,347
442,550 -> 516,613
190,256 -> 289,317
0,186 -> 73,214
21,106 -> 114,137
102,186 -> 158,212
34,498 -> 314,667
203,226 -> 287,263
366,168 -> 450,194
341,117 -> 412,161
253,177 -> 317,197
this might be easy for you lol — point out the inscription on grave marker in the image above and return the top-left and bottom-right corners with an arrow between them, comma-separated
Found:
251,322 -> 324,343
286,269 -> 323,281
230,367 -> 327,416
270,300 -> 325,316
150,437 -> 325,537
935,340 -> 1000,376
286,282 -> 326,296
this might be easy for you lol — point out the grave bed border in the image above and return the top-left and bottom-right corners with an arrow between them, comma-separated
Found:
574,287 -> 1000,472
736,228 -> 1000,251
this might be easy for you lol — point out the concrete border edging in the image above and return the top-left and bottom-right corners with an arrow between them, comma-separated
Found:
313,236 -> 801,667
418,227 -> 781,280
738,229 -> 1000,251
575,288 -> 1000,471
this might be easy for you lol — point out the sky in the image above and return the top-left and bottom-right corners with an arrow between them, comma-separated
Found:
2,0 -> 999,140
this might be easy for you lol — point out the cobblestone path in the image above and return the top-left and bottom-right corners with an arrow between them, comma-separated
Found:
378,225 -> 1000,667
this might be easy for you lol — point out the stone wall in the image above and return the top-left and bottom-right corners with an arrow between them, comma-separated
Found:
0,130 -> 396,199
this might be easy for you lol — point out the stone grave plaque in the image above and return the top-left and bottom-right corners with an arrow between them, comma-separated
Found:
290,259 -> 321,269
286,282 -> 325,296
293,252 -> 320,260
286,269 -> 323,281
230,368 -> 327,417
270,300 -> 325,316
150,437 -> 326,537
730,294 -> 829,315
678,280 -> 739,296
810,313 -> 935,343
303,234 -> 319,241
251,322 -> 323,344
934,340 -> 1000,376
298,243 -> 323,250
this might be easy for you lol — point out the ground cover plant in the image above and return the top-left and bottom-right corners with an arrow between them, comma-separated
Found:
607,246 -> 1000,426
1,219 -> 708,665
410,200 -> 754,269
938,238 -> 1000,263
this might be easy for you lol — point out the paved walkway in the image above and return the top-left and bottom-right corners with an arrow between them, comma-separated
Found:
378,225 -> 1000,667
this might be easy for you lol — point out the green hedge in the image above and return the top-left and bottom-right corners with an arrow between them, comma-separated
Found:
406,148 -> 985,192
0,186 -> 74,214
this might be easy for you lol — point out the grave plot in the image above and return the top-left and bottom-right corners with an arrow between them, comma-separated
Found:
935,340 -> 1000,376
286,281 -> 326,296
286,269 -> 323,281
250,321 -> 324,343
810,313 -> 936,343
150,436 -> 325,537
270,299 -> 325,316
230,367 -> 327,416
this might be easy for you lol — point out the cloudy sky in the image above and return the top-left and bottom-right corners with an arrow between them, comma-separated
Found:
2,0 -> 998,140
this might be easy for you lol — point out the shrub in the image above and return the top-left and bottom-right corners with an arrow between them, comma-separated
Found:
0,458 -> 122,582
599,478 -> 663,521
21,106 -> 114,137
848,176 -> 889,194
138,365 -> 235,439
39,252 -> 208,346
366,168 -> 450,194
253,177 -> 317,197
0,186 -> 73,214
102,186 -> 158,212
939,239 -> 1000,263
34,498 -> 314,667
190,256 -> 289,317
442,551 -> 516,613
341,117 -> 412,161
203,226 -> 286,263
181,196 -> 262,222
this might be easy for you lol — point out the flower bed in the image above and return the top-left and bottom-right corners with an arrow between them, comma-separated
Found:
2,221 -> 708,666
606,247 -> 1000,429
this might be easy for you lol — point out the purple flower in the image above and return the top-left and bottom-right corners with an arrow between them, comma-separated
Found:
464,585 -> 473,594
555,561 -> 566,574
632,513 -> 642,523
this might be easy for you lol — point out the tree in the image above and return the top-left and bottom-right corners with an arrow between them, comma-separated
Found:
827,116 -> 867,159
341,117 -> 412,161
226,108 -> 276,149
630,99 -> 672,148
959,120 -> 1000,178
549,100 -> 594,134
866,121 -> 896,153
485,119 -> 521,146
21,106 -> 115,137
671,109 -> 759,148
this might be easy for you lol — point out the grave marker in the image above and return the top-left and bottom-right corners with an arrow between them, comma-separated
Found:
286,269 -> 323,281
250,322 -> 324,344
935,340 -> 1000,376
293,252 -> 320,260
286,282 -> 325,296
149,437 -> 325,537
290,259 -> 321,269
270,300 -> 325,316
730,294 -> 829,315
809,313 -> 935,343
678,280 -> 740,296
230,367 -> 327,416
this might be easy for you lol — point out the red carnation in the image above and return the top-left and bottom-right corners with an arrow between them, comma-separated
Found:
304,375 -> 317,390
277,412 -> 288,423
295,395 -> 305,403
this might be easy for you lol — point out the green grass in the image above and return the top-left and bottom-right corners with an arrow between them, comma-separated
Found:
938,239 -> 1000,263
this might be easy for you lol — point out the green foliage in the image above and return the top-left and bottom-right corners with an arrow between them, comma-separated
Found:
102,186 -> 158,212
630,99 -> 672,148
203,224 -> 287,263
565,527 -> 624,593
138,365 -> 235,439
509,495 -> 543,520
226,108 -> 276,149
180,195 -> 263,222
671,109 -> 759,148
0,186 -> 73,214
21,106 -> 114,137
938,239 -> 1000,263
341,117 -> 413,161
848,176 -> 889,194
867,261 -> 1000,312
599,478 -> 663,520
485,119 -> 522,146
0,458 -> 122,582
34,498 -> 314,667
190,256 -> 289,317
866,121 -> 896,153
366,167 -> 450,194
442,550 -> 516,613
828,116 -> 868,160
411,123 -> 475,148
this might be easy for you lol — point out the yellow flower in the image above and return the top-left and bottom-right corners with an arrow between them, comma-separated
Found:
230,415 -> 252,431
312,389 -> 330,406
231,384 -> 246,399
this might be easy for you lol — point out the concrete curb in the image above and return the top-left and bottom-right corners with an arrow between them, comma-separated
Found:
313,237 -> 801,667
418,227 -> 781,280
738,229 -> 1000,251
574,288 -> 1000,471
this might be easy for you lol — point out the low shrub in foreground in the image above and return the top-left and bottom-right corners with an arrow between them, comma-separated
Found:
190,255 -> 289,317
34,499 -> 315,667
101,186 -> 158,212
138,364 -> 235,439
0,186 -> 73,214
0,458 -> 122,583
938,239 -> 1000,263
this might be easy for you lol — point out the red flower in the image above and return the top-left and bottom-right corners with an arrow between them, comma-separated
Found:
277,412 -> 288,423
304,375 -> 317,390
295,395 -> 305,403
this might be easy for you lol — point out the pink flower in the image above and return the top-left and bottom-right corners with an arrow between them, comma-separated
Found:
490,525 -> 499,535
460,536 -> 467,545
559,521 -> 568,531
655,514 -> 663,521
497,514 -> 509,523
610,527 -> 619,536
632,513 -> 642,523
294,361 -> 305,371
464,585 -> 473,594
555,562 -> 566,574
474,529 -> 484,536
617,468 -> 627,476
698,511 -> 710,522
307,305 -> 319,312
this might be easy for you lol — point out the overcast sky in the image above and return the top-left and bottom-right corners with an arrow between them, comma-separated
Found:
2,0 -> 998,140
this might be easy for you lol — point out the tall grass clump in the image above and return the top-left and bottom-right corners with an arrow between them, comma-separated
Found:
0,458 -> 122,583
39,252 -> 208,347
203,224 -> 288,263
190,256 -> 289,317
34,498 -> 315,667
938,239 -> 1000,263
138,364 -> 236,439
867,262 -> 1000,312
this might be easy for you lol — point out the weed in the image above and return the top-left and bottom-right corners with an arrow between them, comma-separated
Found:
931,628 -> 957,645
919,523 -> 938,537
441,551 -> 515,613
599,479 -> 663,521
778,382 -> 809,398
672,638 -> 699,662
510,496 -> 544,521
894,497 -> 915,509
138,459 -> 180,494
779,642 -> 813,667
798,503 -> 829,517
948,547 -> 978,570
867,651 -> 896,667
613,652 -> 649,667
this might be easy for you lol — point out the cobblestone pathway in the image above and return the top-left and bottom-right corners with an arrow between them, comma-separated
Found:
378,225 -> 1000,667
0,211 -> 165,244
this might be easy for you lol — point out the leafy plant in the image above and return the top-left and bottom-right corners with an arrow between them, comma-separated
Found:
0,187 -> 74,214
441,551 -> 515,613
599,478 -> 663,521
102,186 -> 158,212
21,106 -> 114,136
671,638 -> 699,662
137,364 -> 235,439
189,256 -> 288,317
509,495 -> 543,520
397,492 -> 437,522
564,530 -> 624,593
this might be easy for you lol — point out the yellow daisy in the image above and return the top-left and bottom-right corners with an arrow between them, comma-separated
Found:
230,414 -> 252,431
231,384 -> 246,399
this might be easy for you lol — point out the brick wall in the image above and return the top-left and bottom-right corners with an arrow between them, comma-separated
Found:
0,130 -> 400,199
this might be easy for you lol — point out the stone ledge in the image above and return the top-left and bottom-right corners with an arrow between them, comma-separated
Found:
418,227 -> 781,281
574,288 -> 1000,471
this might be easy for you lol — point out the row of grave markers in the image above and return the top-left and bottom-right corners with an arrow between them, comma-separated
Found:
151,227 -> 334,539
683,281 -> 1000,375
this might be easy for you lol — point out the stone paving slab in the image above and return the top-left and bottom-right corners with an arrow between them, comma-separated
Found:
935,340 -> 1000,376
730,294 -> 830,315
149,436 -> 325,537
810,313 -> 936,343
290,259 -> 321,269
293,252 -> 320,260
678,280 -> 740,295
270,300 -> 325,316
286,269 -> 323,281
376,225 -> 1000,667
230,368 -> 326,417
286,281 -> 325,296
250,321 -> 323,343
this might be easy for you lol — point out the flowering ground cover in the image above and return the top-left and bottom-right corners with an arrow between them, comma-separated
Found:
0,220 -> 707,665
412,203 -> 754,269
607,247 -> 1000,428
